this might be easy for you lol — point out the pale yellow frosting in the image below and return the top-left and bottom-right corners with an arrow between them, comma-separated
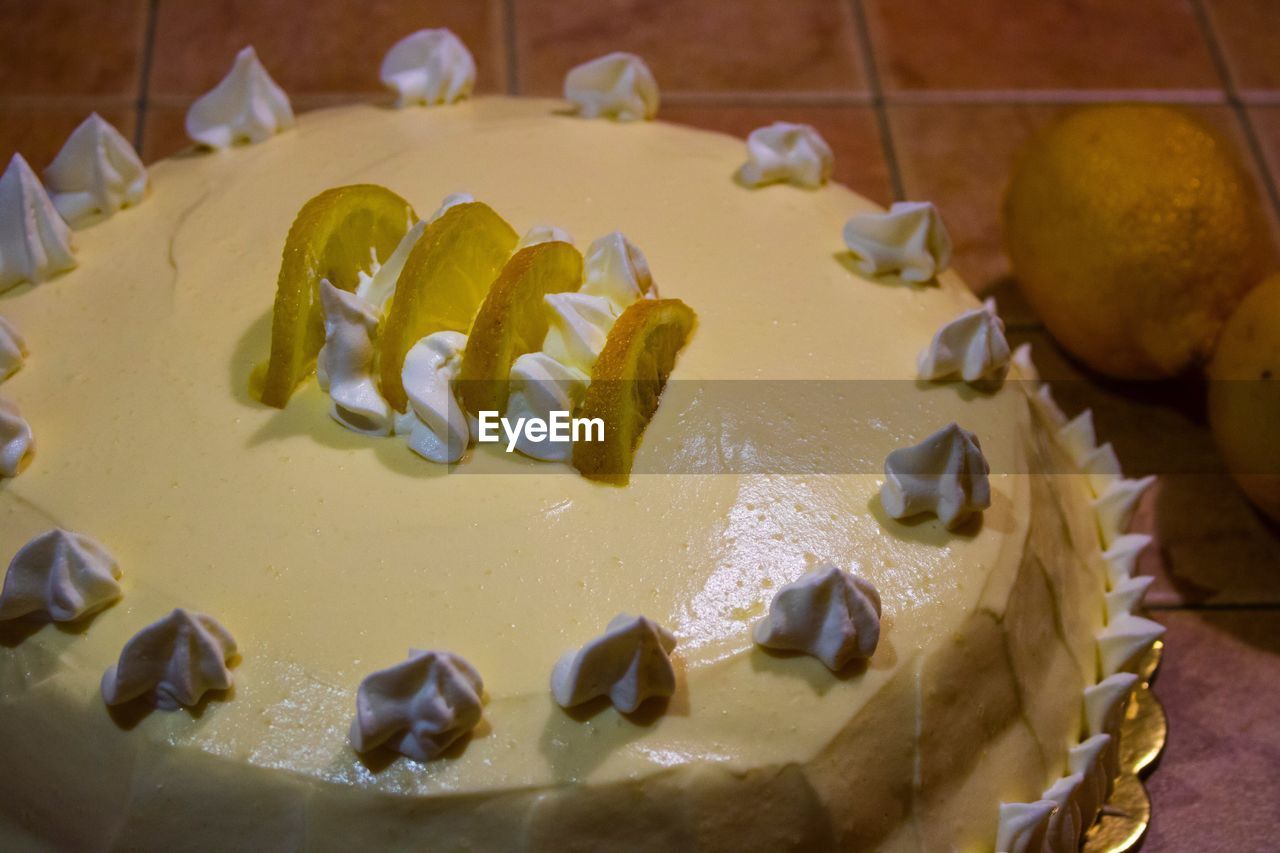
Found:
0,98 -> 1108,851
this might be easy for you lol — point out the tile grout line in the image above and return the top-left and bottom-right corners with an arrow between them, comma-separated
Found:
0,89 -> 1264,111
502,0 -> 519,95
884,88 -> 1227,105
133,0 -> 160,154
847,0 -> 905,202
1188,0 -> 1280,221
0,94 -> 140,109
661,91 -> 873,107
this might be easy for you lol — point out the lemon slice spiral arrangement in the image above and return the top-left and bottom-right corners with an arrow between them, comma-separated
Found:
255,185 -> 695,482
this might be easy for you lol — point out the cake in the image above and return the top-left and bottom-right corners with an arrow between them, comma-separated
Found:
0,34 -> 1164,852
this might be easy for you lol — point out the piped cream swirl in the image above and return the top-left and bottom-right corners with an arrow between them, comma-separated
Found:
565,53 -> 659,121
501,232 -> 653,461
380,29 -> 476,108
753,563 -> 882,670
0,154 -> 76,292
0,396 -> 33,478
736,122 -> 833,189
396,331 -> 472,464
880,422 -> 991,530
186,46 -> 295,148
317,280 -> 393,436
0,316 -> 27,383
101,608 -> 238,710
44,113 -> 148,226
843,200 -> 951,282
551,613 -> 678,713
0,528 -> 121,623
350,649 -> 485,762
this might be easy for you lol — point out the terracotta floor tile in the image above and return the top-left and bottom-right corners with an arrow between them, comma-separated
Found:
886,102 -> 1065,322
659,104 -> 893,206
863,0 -> 1221,92
0,0 -> 148,97
1147,474 -> 1280,606
1204,0 -> 1280,95
1248,106 -> 1280,207
140,106 -> 194,164
0,105 -> 136,173
149,0 -> 506,98
514,0 -> 865,96
1008,329 -> 1280,607
1144,610 -> 1280,852
887,103 -> 1276,327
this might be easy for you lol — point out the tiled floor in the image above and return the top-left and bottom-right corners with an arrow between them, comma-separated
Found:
862,0 -> 1222,94
1144,610 -> 1280,852
514,0 -> 867,96
0,0 -> 149,98
148,0 -> 509,99
1204,0 -> 1280,96
2,1 -> 1279,849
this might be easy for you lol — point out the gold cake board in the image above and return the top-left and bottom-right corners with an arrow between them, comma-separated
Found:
1083,640 -> 1166,853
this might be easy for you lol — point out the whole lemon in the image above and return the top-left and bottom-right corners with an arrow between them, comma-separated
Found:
1208,273 -> 1280,522
1003,105 -> 1272,378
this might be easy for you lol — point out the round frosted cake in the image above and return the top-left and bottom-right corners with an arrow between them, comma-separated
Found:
0,41 -> 1163,853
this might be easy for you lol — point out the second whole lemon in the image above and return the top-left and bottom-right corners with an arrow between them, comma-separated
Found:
1208,273 -> 1280,523
1003,105 -> 1272,378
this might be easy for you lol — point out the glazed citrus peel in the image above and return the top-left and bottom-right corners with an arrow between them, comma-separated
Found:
571,298 -> 696,484
377,201 -> 518,411
258,184 -> 415,407
457,240 -> 583,415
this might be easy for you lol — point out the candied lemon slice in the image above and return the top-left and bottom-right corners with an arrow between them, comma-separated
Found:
258,184 -> 416,407
378,202 -> 518,412
572,298 -> 696,484
458,241 -> 584,415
